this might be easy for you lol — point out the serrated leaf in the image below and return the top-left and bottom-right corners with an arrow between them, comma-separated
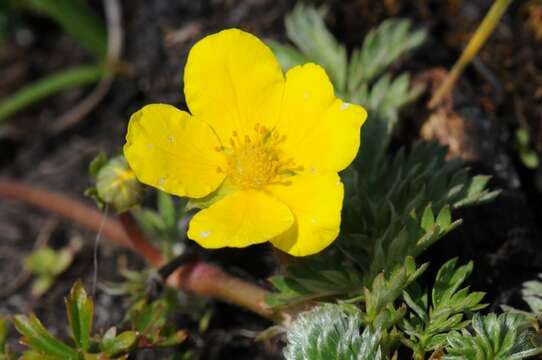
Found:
65,281 -> 93,351
284,304 -> 382,360
351,18 -> 426,86
402,259 -> 486,355
403,290 -> 428,323
267,40 -> 309,71
13,314 -> 77,359
432,259 -> 473,308
445,313 -> 542,360
284,4 -> 347,91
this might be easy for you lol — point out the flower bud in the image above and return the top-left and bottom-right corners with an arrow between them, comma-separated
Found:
96,155 -> 143,213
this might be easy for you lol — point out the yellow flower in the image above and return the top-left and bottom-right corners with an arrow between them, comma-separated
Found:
124,29 -> 367,256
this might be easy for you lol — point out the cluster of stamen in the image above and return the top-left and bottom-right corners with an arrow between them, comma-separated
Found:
216,124 -> 298,190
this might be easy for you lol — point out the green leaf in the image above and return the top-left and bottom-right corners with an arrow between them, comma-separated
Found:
65,281 -> 93,351
515,128 -> 540,169
284,4 -> 347,91
266,253 -> 364,308
284,304 -> 382,360
520,151 -> 539,169
100,328 -> 138,358
155,330 -> 187,347
521,274 -> 542,314
432,259 -> 472,308
127,298 -> 174,345
435,205 -> 451,229
444,313 -> 542,360
421,205 -> 435,231
348,18 -> 426,87
13,314 -> 77,359
401,259 -> 486,355
363,258 -> 427,330
20,351 -> 60,360
30,277 -> 54,298
0,66 -> 103,124
22,0 -> 107,58
24,248 -> 60,276
133,208 -> 166,235
267,40 -> 309,71
25,247 -> 75,296
157,191 -> 176,231
0,316 -> 7,354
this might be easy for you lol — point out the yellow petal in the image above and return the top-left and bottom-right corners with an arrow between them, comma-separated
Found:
188,190 -> 294,248
184,28 -> 284,143
269,172 -> 344,256
124,104 -> 226,198
277,63 -> 367,173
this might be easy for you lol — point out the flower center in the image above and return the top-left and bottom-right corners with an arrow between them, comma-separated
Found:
219,124 -> 296,190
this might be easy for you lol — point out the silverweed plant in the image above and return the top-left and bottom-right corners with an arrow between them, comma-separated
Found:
3,4 -> 542,360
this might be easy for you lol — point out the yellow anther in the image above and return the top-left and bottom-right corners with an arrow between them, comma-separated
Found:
225,127 -> 298,190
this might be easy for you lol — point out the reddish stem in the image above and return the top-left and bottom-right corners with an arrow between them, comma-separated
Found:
173,261 -> 275,319
118,212 -> 163,267
0,179 -> 131,248
0,179 -> 281,321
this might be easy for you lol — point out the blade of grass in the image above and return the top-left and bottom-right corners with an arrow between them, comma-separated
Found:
22,0 -> 107,58
0,65 -> 103,124
429,0 -> 513,108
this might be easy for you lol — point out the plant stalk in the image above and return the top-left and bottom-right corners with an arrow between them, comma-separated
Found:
0,179 -> 281,321
118,212 -> 163,267
172,261 -> 276,320
428,0 -> 513,108
0,179 -> 130,247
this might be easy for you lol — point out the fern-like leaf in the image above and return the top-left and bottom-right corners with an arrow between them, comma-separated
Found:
348,18 -> 426,89
284,304 -> 382,360
522,274 -> 542,315
283,4 -> 347,91
444,313 -> 542,360
401,259 -> 487,355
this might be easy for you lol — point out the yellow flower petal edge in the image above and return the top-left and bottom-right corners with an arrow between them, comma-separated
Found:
124,104 -> 226,198
277,63 -> 368,173
184,28 -> 284,143
124,28 -> 367,256
188,190 -> 294,248
269,172 -> 344,256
